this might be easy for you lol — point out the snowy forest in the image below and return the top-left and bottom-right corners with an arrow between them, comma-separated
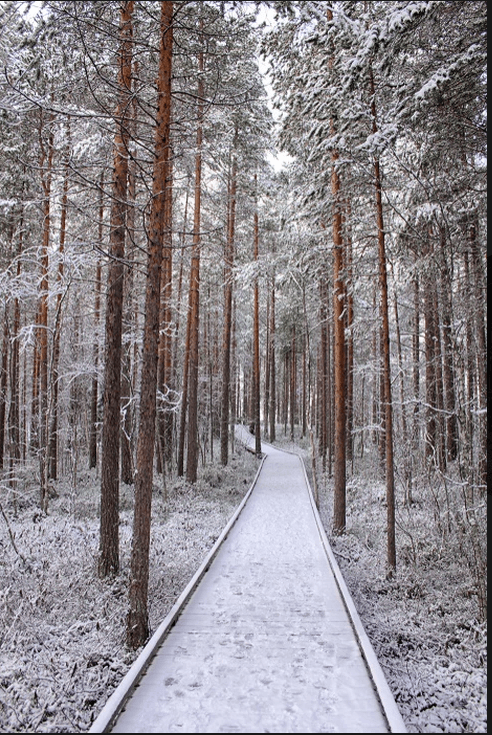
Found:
0,1 -> 487,733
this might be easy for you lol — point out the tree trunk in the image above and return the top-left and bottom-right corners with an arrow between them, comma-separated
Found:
332,165 -> 346,534
220,130 -> 237,466
302,331 -> 307,438
423,236 -> 438,465
121,82 -> 138,486
176,187 -> 191,477
412,272 -> 421,465
90,174 -> 104,470
345,208 -> 354,466
264,285 -> 270,437
468,216 -> 487,488
319,274 -> 328,470
290,325 -> 296,440
127,0 -> 173,650
369,66 -> 396,573
253,178 -> 261,456
30,307 -> 40,453
185,29 -> 204,484
99,0 -> 134,578
433,283 -> 446,471
269,277 -> 276,443
438,237 -> 458,463
0,312 -> 8,470
327,7 -> 346,533
393,288 -> 412,503
157,149 -> 174,475
8,217 -> 23,486
37,110 -> 54,513
231,298 -> 238,455
48,121 -> 70,481
162,155 -> 175,468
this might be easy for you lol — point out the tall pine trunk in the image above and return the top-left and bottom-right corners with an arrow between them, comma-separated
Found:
89,173 -> 104,470
0,313 -> 8,470
48,120 -> 70,481
332,161 -> 345,534
174,182 -> 190,476
438,236 -> 458,463
220,130 -> 237,466
121,78 -> 138,486
345,208 -> 354,466
468,216 -> 487,488
185,28 -> 204,484
327,7 -> 346,533
369,66 -> 396,573
127,0 -> 173,649
98,0 -> 134,577
252,175 -> 261,456
8,215 -> 23,486
423,234 -> 438,464
268,276 -> 276,443
37,111 -> 54,513
159,153 -> 174,473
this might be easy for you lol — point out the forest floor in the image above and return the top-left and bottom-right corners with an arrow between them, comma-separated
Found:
0,431 -> 487,733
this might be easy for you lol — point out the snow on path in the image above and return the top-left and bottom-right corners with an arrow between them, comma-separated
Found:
102,430 -> 404,733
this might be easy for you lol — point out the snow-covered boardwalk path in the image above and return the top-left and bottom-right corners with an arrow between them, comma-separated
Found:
90,428 -> 406,734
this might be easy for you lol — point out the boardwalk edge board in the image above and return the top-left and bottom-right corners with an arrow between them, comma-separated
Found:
88,452 -> 267,734
299,454 -> 408,734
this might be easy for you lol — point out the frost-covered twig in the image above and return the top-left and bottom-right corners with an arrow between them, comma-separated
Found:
331,548 -> 352,564
0,499 -> 24,561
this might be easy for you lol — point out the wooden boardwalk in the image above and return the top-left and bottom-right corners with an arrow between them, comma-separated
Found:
89,429 -> 406,733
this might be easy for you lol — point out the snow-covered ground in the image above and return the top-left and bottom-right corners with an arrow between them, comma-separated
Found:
0,434 -> 487,733
0,449 -> 259,733
282,436 -> 487,735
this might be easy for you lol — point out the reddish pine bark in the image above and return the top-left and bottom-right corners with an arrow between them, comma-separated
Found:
327,7 -> 346,533
268,277 -> 276,444
99,0 -> 134,577
127,0 -> 173,649
332,160 -> 346,535
121,86 -> 138,486
345,206 -> 354,465
220,132 -> 237,466
370,66 -> 396,573
0,314 -> 8,469
439,244 -> 458,463
185,31 -> 204,484
319,273 -> 329,471
8,216 -> 23,481
253,177 -> 262,456
468,217 -> 487,488
89,174 -> 104,470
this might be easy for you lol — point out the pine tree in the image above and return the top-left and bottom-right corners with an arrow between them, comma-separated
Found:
99,0 -> 134,578
127,0 -> 173,650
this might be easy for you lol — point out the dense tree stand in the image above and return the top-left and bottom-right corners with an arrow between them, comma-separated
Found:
0,0 -> 486,690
